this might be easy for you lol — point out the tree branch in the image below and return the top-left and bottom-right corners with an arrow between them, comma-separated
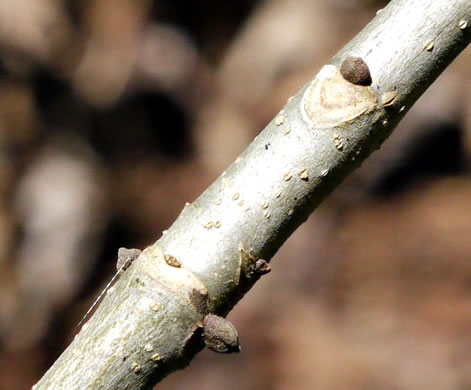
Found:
34,0 -> 471,388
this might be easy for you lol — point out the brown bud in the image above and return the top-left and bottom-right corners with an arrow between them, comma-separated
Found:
254,259 -> 271,275
340,57 -> 372,86
203,314 -> 240,353
116,248 -> 141,272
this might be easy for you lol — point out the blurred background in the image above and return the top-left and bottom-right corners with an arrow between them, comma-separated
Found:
0,0 -> 471,388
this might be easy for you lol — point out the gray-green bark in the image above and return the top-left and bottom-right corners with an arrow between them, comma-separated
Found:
34,0 -> 471,388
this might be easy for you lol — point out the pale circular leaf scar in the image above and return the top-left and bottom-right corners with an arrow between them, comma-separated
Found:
302,64 -> 377,129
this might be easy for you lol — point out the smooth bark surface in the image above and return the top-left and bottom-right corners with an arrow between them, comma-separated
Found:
35,0 -> 471,388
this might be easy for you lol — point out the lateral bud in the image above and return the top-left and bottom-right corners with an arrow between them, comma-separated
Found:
202,314 -> 240,353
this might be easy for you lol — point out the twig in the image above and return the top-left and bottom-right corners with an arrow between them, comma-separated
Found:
34,0 -> 471,388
